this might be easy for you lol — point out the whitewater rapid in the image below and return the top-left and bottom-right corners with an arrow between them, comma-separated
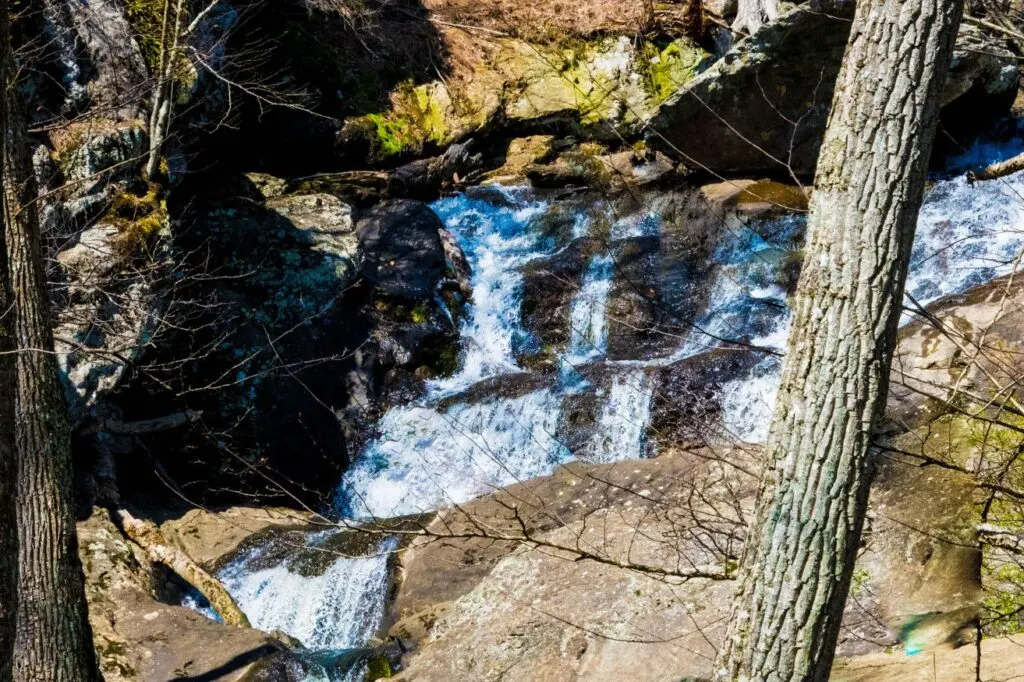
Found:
189,161 -> 1024,676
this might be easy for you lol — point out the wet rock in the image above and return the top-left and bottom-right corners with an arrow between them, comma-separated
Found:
605,190 -> 722,360
358,200 -> 449,299
435,372 -> 554,411
520,238 -> 600,351
649,5 -> 1018,175
650,347 -> 770,449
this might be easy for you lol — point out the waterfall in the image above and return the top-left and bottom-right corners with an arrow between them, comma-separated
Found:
427,189 -> 552,394
195,161 -> 1024,664
341,388 -> 569,519
217,534 -> 396,650
586,370 -> 655,463
718,168 -> 1024,444
566,252 -> 615,362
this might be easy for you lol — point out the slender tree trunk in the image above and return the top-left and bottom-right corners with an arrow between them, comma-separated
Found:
714,1 -> 963,680
4,53 -> 100,682
0,2 -> 18,680
145,0 -> 184,179
732,0 -> 777,35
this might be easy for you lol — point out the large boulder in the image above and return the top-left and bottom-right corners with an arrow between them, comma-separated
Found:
79,510 -> 307,682
54,221 -> 166,426
113,179 -> 469,506
649,6 -> 1019,175
338,33 -> 709,162
114,179 -> 367,505
357,200 -> 450,299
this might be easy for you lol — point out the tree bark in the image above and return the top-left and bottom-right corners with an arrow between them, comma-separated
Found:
116,510 -> 251,628
4,52 -> 100,682
732,0 -> 777,35
714,1 -> 963,680
0,3 -> 18,680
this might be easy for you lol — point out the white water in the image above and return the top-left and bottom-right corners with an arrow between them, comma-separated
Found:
199,156 -> 1024,668
719,168 -> 1024,443
587,370 -> 655,463
342,388 -> 569,518
427,188 -> 551,395
219,534 -> 395,650
567,252 -> 615,362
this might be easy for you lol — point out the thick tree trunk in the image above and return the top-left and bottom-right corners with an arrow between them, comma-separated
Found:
0,3 -> 17,680
731,0 -> 777,35
714,1 -> 963,680
116,510 -> 251,627
4,60 -> 100,682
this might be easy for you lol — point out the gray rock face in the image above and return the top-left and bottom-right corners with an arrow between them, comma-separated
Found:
649,4 -> 1018,175
39,0 -> 148,119
266,193 -> 360,278
55,223 -> 165,426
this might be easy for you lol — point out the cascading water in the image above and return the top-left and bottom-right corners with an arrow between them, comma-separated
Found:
218,534 -> 397,651
190,155 -> 1024,673
566,252 -> 615,362
341,389 -> 569,518
717,170 -> 1024,443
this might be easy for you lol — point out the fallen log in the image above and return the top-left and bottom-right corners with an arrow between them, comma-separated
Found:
115,509 -> 251,627
967,150 -> 1024,182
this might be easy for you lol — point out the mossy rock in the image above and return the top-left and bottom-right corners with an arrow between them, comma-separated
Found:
344,35 -> 709,161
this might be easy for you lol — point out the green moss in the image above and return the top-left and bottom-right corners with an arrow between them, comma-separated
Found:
103,182 -> 168,259
363,112 -> 416,157
365,656 -> 392,680
124,0 -> 195,92
640,39 -> 707,104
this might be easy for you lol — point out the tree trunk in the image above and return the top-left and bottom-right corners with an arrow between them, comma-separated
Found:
4,54 -> 100,682
731,0 -> 777,35
0,2 -> 18,680
116,510 -> 251,628
145,0 -> 185,179
714,1 -> 963,680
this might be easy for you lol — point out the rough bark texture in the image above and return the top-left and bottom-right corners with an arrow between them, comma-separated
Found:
714,1 -> 964,680
0,3 -> 17,680
116,510 -> 251,628
4,67 -> 100,682
732,0 -> 777,34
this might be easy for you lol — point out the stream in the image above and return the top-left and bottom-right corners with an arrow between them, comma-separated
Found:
186,156 -> 1024,679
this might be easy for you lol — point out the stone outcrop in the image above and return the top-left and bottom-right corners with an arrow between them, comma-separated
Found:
649,5 -> 1019,175
79,510 -> 308,682
337,33 -> 709,162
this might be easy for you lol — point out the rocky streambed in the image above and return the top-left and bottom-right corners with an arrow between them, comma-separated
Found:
123,145 -> 1024,680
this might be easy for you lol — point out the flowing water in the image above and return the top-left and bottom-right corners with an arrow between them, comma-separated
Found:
191,160 -> 1024,674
